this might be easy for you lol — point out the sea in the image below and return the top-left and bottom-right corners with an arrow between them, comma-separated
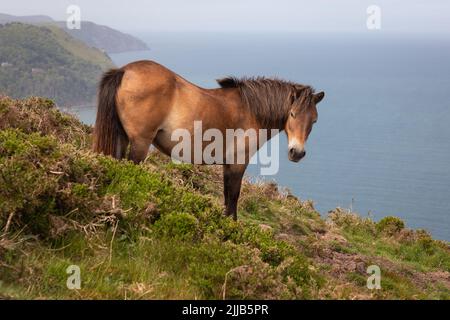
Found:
69,32 -> 450,241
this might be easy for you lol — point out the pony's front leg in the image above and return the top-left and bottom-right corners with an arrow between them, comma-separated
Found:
223,164 -> 247,220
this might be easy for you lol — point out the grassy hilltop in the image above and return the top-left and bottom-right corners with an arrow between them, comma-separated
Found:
0,96 -> 449,299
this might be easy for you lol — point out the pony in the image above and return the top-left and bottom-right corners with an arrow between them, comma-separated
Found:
93,60 -> 324,219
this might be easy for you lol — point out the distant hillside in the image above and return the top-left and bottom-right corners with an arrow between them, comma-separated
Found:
0,23 -> 114,105
54,21 -> 149,54
0,13 -> 53,24
0,13 -> 149,53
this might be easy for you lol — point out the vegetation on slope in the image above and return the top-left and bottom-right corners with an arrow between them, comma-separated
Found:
0,97 -> 449,299
0,23 -> 114,106
44,25 -> 115,71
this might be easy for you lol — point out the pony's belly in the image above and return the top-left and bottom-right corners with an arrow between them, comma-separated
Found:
152,128 -> 258,165
153,129 -> 222,164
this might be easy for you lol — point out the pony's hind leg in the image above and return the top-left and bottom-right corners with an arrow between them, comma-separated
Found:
123,120 -> 160,164
128,138 -> 152,164
115,133 -> 129,159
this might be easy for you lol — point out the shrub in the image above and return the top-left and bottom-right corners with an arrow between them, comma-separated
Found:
376,216 -> 405,236
154,212 -> 200,241
328,208 -> 376,236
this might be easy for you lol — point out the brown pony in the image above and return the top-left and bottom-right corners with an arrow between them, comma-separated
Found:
93,60 -> 324,219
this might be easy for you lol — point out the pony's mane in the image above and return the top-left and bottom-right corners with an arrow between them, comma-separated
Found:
217,76 -> 315,128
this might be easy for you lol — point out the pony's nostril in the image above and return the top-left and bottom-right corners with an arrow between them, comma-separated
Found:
289,148 -> 306,161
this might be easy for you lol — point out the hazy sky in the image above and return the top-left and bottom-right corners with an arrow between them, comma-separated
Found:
1,0 -> 449,34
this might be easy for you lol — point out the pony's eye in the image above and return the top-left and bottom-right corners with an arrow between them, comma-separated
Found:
290,111 -> 295,118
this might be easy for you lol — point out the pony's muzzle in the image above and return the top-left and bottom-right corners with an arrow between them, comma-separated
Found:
288,148 -> 306,162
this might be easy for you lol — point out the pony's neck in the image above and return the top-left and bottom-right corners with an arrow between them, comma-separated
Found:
259,114 -> 288,131
252,102 -> 289,131
216,76 -> 304,130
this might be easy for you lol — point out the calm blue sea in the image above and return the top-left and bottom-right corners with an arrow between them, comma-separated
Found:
71,32 -> 450,241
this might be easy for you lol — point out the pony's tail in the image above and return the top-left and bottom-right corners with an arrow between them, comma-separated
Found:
93,68 -> 127,158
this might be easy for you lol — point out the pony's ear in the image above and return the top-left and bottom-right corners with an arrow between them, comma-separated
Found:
314,91 -> 325,104
217,77 -> 238,88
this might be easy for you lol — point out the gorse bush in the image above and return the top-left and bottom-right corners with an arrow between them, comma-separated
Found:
0,96 -> 91,147
376,216 -> 405,236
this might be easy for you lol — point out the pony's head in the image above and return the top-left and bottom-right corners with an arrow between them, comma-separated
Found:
216,77 -> 325,163
285,89 -> 324,162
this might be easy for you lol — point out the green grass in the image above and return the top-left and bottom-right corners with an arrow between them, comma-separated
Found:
330,210 -> 450,273
0,97 -> 449,299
